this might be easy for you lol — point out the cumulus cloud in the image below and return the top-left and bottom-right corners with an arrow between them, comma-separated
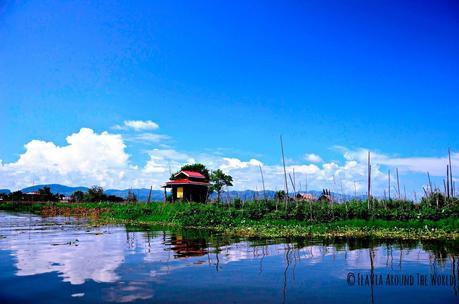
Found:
219,158 -> 263,171
113,120 -> 159,131
305,153 -> 323,163
0,128 -> 136,189
143,149 -> 195,174
0,128 -> 456,197
337,146 -> 459,176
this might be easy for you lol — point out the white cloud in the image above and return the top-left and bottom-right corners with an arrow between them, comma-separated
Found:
113,120 -> 159,131
0,128 -> 135,189
338,147 -> 459,176
143,149 -> 195,174
0,214 -> 126,285
219,158 -> 263,171
0,128 -> 456,197
305,153 -> 323,163
125,133 -> 170,144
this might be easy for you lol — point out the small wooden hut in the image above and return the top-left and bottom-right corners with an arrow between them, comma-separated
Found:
162,170 -> 210,203
318,189 -> 333,203
296,193 -> 314,201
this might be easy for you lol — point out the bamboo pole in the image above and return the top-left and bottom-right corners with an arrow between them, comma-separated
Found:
280,135 -> 289,210
293,168 -> 296,197
396,168 -> 401,200
388,170 -> 391,200
288,173 -> 296,194
448,148 -> 453,196
288,173 -> 298,207
258,164 -> 267,200
341,178 -> 348,216
446,165 -> 450,198
332,174 -> 337,202
304,173 -> 312,221
305,173 -> 308,193
367,151 -> 371,211
422,187 -> 428,198
427,172 -> 433,195
147,185 -> 152,203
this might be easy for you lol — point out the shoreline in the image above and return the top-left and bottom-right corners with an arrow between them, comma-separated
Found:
0,201 -> 458,241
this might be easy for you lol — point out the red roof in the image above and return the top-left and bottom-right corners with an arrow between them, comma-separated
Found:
176,170 -> 206,179
164,179 -> 210,187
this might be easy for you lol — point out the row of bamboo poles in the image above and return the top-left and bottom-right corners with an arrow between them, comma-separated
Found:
275,136 -> 455,210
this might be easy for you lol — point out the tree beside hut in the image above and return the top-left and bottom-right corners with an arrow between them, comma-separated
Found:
162,164 -> 234,203
163,164 -> 210,203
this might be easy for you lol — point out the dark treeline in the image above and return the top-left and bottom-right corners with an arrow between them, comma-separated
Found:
0,186 -> 125,203
70,186 -> 127,203
0,186 -> 61,202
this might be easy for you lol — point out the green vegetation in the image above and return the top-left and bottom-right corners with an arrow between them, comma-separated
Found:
1,195 -> 458,240
169,163 -> 234,203
209,169 -> 233,203
0,186 -> 62,202
0,185 -> 125,203
71,186 -> 125,202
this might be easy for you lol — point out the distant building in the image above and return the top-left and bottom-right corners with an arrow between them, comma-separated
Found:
24,191 -> 44,201
25,191 -> 40,196
318,189 -> 333,203
296,193 -> 314,201
162,170 -> 210,203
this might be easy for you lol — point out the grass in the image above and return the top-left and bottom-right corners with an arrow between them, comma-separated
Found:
0,201 -> 458,240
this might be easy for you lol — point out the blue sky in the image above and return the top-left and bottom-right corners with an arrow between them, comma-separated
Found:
0,1 -> 458,196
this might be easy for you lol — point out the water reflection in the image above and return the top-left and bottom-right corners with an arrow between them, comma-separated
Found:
0,213 -> 125,284
0,212 -> 457,303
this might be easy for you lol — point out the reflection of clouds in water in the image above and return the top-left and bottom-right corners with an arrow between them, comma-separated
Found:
0,213 -> 125,285
345,246 -> 432,270
0,212 -> 452,303
142,236 -> 174,264
0,213 -> 437,286
209,243 -> 338,266
104,281 -> 154,303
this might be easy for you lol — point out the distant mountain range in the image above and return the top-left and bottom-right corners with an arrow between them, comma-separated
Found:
2,184 -> 365,202
16,184 -> 165,201
21,184 -> 89,195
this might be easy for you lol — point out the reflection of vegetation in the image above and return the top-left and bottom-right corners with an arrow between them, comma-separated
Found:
1,200 -> 458,240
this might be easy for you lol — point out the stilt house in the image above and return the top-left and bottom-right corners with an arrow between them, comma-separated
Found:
162,170 -> 210,203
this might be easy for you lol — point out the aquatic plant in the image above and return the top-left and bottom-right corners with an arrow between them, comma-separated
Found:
1,197 -> 457,240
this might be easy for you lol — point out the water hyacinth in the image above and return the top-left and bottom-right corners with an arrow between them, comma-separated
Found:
1,198 -> 458,240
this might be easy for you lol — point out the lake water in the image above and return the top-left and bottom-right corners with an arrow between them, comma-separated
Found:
0,212 -> 458,303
